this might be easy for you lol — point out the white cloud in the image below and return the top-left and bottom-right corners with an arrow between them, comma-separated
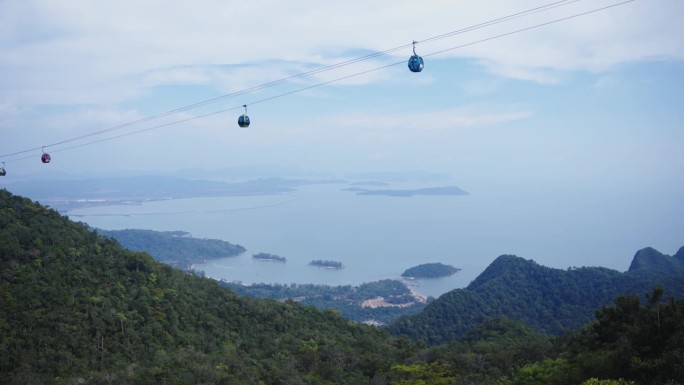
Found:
1,0 -> 682,175
268,105 -> 533,147
449,0 -> 684,78
1,0 -> 682,109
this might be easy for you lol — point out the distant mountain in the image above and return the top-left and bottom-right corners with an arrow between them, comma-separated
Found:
389,249 -> 684,344
628,246 -> 684,276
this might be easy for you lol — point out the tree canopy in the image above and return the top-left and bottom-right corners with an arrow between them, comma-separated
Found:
1,188 -> 682,385
389,253 -> 684,344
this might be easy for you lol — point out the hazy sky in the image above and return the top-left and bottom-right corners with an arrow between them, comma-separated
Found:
1,0 -> 682,268
0,0 -> 680,174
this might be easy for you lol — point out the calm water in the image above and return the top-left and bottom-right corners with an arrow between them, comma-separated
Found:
66,182 -> 684,298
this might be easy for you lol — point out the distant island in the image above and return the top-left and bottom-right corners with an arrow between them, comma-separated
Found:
402,263 -> 461,279
349,181 -> 389,187
309,259 -> 344,269
252,252 -> 286,262
351,186 -> 469,197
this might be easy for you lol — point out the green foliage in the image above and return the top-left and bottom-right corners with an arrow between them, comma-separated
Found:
564,288 -> 684,385
2,189 -> 682,385
497,358 -> 575,385
580,379 -> 635,385
427,317 -> 553,384
497,288 -> 684,385
401,263 -> 460,279
98,228 -> 246,269
390,254 -> 684,344
389,362 -> 456,385
0,189 -> 418,384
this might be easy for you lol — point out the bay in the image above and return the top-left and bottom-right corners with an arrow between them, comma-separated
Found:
65,179 -> 682,298
67,183 -> 482,298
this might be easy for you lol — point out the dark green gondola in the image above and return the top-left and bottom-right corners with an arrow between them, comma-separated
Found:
238,105 -> 250,128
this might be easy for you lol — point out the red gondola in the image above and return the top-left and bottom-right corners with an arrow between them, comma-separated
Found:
41,148 -> 51,164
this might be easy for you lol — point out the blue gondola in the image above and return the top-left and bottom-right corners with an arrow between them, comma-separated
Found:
408,40 -> 424,73
238,105 -> 250,128
0,162 -> 5,176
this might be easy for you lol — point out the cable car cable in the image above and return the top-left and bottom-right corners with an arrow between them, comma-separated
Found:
425,0 -> 635,59
1,0 -> 634,165
3,106 -> 245,164
0,0 -> 586,160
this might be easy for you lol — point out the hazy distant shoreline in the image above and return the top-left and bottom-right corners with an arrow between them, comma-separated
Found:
346,186 -> 469,197
7,174 -> 468,213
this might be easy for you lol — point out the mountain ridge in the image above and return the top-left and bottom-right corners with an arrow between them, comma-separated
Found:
389,247 -> 684,344
627,246 -> 684,276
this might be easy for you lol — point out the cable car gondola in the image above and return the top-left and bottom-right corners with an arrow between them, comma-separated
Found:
0,162 -> 6,176
408,40 -> 424,73
238,105 -> 250,128
41,147 -> 51,164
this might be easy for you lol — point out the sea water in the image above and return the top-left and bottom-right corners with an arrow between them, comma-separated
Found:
66,181 -> 683,298
67,183 -> 487,297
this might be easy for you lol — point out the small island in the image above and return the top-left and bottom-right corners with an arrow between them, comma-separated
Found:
252,252 -> 286,262
401,262 -> 460,279
309,259 -> 344,269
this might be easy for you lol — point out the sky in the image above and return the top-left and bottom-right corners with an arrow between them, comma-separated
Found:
1,0 -> 683,265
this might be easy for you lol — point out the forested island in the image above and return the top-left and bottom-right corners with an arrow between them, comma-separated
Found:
402,262 -> 461,278
309,259 -> 344,269
252,252 -> 286,262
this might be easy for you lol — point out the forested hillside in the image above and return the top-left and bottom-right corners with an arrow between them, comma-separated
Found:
0,190 -> 414,384
389,252 -> 684,344
2,188 -> 682,385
